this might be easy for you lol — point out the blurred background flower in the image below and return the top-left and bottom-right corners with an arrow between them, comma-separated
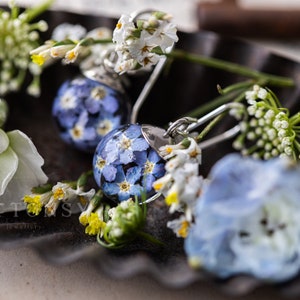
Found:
0,0 -> 52,96
185,154 -> 300,282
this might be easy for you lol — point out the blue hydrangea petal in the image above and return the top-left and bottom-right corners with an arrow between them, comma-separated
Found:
148,148 -> 162,163
129,183 -> 143,197
102,182 -> 121,196
134,151 -> 147,166
114,166 -> 126,182
125,123 -> 142,139
131,138 -> 149,152
104,139 -> 119,164
102,165 -> 117,182
126,166 -> 142,184
152,163 -> 166,178
142,173 -> 156,191
185,154 -> 300,282
85,97 -> 101,114
101,96 -> 119,114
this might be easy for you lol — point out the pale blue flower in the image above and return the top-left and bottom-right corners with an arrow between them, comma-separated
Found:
135,149 -> 166,191
84,80 -> 120,114
93,151 -> 117,184
104,124 -> 149,164
102,166 -> 143,201
185,154 -> 300,282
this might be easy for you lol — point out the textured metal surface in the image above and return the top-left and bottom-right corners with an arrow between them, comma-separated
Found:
2,10 -> 300,296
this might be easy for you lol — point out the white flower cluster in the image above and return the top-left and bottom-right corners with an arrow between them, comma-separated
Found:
105,199 -> 135,239
112,11 -> 178,74
0,3 -> 49,96
233,85 -> 298,160
153,137 -> 203,238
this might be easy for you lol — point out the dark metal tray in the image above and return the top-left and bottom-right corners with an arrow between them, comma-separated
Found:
2,9 -> 300,297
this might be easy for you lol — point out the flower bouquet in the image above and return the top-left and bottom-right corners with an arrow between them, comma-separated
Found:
1,1 -> 300,296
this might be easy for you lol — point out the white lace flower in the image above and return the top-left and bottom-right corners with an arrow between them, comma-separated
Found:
112,14 -> 135,44
112,11 -> 178,73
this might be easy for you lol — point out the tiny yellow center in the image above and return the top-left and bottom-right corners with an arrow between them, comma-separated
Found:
144,160 -> 154,174
31,54 -> 45,66
165,192 -> 178,206
153,182 -> 163,191
166,147 -> 173,154
141,45 -> 149,53
53,188 -> 65,201
71,126 -> 83,139
91,86 -> 107,100
178,220 -> 190,238
116,22 -> 122,29
119,181 -> 130,192
97,120 -> 112,136
190,150 -> 199,158
96,157 -> 106,169
67,50 -> 76,61
120,136 -> 131,149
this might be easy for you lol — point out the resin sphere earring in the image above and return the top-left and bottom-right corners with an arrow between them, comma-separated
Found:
93,123 -> 166,203
92,102 -> 243,203
52,74 -> 131,153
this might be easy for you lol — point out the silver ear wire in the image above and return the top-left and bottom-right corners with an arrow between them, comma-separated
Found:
129,9 -> 175,124
165,102 -> 244,137
130,55 -> 169,123
164,102 -> 244,149
198,124 -> 241,149
139,192 -> 162,205
142,102 -> 245,153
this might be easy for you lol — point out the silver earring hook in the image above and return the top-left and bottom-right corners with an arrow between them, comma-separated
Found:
129,9 -> 175,124
142,102 -> 245,152
130,55 -> 169,124
165,102 -> 244,138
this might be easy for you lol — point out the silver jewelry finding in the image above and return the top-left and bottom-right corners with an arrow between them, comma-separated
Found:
142,102 -> 245,152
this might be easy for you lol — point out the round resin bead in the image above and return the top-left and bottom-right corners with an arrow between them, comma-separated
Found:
93,123 -> 166,202
52,76 -> 131,152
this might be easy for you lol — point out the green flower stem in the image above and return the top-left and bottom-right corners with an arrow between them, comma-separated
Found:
31,183 -> 52,194
290,112 -> 300,126
195,91 -> 246,142
76,169 -> 93,187
185,81 -> 253,118
47,37 -> 294,88
90,190 -> 105,208
196,113 -> 225,142
10,3 -> 19,19
136,230 -> 165,247
79,38 -> 112,46
20,0 -> 54,23
166,49 -> 295,88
